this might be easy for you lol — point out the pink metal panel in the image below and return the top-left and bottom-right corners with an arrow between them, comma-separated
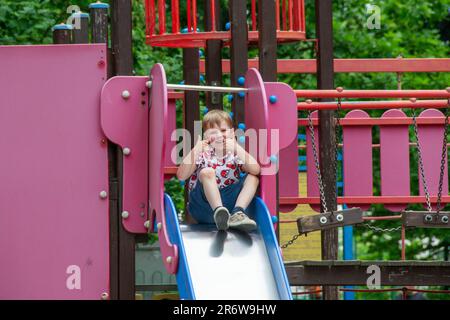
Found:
306,111 -> 320,212
101,76 -> 149,234
264,82 -> 298,213
0,44 -> 109,299
417,109 -> 448,209
343,110 -> 372,211
149,64 -> 178,274
380,109 -> 410,212
164,96 -> 178,181
245,69 -> 277,220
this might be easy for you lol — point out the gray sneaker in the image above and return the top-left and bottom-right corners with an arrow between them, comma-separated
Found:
229,212 -> 257,232
213,206 -> 230,231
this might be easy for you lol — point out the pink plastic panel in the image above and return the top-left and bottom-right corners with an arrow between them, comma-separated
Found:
264,82 -> 299,213
0,44 -> 109,299
306,111 -> 320,212
164,97 -> 178,180
343,110 -> 372,211
101,76 -> 149,233
417,109 -> 448,209
380,109 -> 410,212
245,69 -> 277,219
149,64 -> 178,274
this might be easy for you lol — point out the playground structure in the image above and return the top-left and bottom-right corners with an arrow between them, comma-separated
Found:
1,0 -> 450,300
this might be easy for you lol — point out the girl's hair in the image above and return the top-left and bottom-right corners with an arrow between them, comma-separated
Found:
202,109 -> 233,131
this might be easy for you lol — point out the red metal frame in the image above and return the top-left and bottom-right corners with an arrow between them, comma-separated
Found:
144,0 -> 306,47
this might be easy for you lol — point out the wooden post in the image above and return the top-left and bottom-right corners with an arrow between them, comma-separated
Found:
204,0 -> 223,110
316,0 -> 338,300
230,0 -> 248,126
110,0 -> 136,300
183,48 -> 201,222
258,0 -> 279,241
52,23 -> 72,44
72,12 -> 90,44
89,1 -> 119,300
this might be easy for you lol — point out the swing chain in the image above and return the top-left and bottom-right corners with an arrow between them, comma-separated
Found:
280,232 -> 303,249
436,101 -> 449,212
412,100 -> 449,213
363,223 -> 402,233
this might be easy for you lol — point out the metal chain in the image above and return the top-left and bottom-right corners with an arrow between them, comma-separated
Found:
363,223 -> 402,233
307,112 -> 329,213
412,102 -> 449,213
436,101 -> 449,213
281,233 -> 303,249
412,107 -> 433,212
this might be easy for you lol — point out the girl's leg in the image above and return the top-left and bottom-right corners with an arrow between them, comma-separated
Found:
234,174 -> 259,210
198,167 -> 222,209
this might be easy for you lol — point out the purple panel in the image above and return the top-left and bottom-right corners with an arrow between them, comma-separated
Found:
245,69 -> 277,220
306,111 -> 321,212
343,110 -> 372,211
380,109 -> 410,212
101,76 -> 149,234
264,82 -> 299,213
164,97 -> 178,181
0,44 -> 109,299
149,64 -> 178,274
417,109 -> 448,209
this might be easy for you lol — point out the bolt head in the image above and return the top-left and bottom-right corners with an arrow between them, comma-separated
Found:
121,211 -> 129,219
99,191 -> 107,199
123,147 -> 131,156
336,214 -> 344,222
425,214 -> 433,222
101,292 -> 109,300
166,256 -> 173,264
319,216 -> 328,224
157,222 -> 162,230
441,215 -> 449,224
146,81 -> 152,88
144,220 -> 150,229
122,90 -> 130,99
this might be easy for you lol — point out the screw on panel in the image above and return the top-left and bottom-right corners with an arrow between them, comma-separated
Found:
336,214 -> 344,222
121,211 -> 129,219
122,90 -> 130,99
144,220 -> 150,229
123,147 -> 131,156
166,256 -> 173,264
99,191 -> 108,199
319,216 -> 328,224
442,215 -> 449,224
425,214 -> 433,222
101,292 -> 109,300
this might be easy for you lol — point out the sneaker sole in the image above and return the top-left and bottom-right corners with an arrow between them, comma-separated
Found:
214,208 -> 230,231
230,221 -> 257,232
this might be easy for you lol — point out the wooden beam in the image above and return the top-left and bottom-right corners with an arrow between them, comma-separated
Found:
316,0 -> 338,300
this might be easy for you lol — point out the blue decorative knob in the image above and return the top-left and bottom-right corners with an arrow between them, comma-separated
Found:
271,215 -> 278,224
270,155 -> 278,163
238,123 -> 246,130
227,94 -> 233,102
225,22 -> 231,30
237,77 -> 245,86
199,49 -> 204,57
203,107 -> 209,115
238,91 -> 245,98
179,80 -> 185,85
200,75 -> 205,82
269,95 -> 278,104
238,136 -> 245,144
181,27 -> 188,33
229,111 -> 234,119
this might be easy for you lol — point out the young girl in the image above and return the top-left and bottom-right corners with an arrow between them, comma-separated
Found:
176,110 -> 260,231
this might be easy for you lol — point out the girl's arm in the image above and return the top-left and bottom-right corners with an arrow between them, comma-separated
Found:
235,143 -> 260,176
176,138 -> 208,181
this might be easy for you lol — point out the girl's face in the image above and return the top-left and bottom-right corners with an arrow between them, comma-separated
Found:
204,121 -> 234,144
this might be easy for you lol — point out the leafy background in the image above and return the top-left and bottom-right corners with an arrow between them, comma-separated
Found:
1,0 -> 449,299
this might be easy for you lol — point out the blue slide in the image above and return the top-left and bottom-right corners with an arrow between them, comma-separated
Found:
164,194 -> 292,300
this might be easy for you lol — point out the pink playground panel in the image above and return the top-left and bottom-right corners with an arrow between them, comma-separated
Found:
417,109 -> 449,209
0,44 -> 109,299
380,109 -> 410,212
343,110 -> 372,211
101,76 -> 149,233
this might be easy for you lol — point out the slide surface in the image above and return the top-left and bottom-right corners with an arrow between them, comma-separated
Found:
164,194 -> 292,300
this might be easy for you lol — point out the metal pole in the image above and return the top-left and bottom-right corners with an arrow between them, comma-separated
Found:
163,83 -> 247,93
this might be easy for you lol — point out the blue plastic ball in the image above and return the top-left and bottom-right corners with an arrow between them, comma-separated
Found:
237,77 -> 245,86
200,75 -> 205,82
181,27 -> 188,33
238,91 -> 245,98
203,107 -> 209,115
238,123 -> 246,130
225,22 -> 231,31
227,94 -> 233,102
271,215 -> 278,224
269,95 -> 278,104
